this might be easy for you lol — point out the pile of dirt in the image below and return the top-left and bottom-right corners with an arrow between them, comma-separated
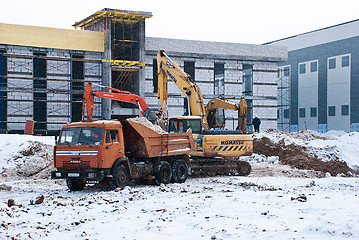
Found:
127,117 -> 167,134
0,141 -> 54,181
253,136 -> 357,176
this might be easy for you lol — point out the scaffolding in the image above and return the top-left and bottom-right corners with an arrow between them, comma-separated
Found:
277,66 -> 290,132
73,8 -> 152,118
0,50 -> 102,135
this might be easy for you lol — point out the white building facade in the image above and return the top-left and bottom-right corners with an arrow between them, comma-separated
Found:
268,19 -> 359,132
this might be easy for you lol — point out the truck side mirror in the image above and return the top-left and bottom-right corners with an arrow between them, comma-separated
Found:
55,135 -> 58,144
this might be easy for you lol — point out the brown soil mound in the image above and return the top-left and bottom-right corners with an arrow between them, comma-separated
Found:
253,137 -> 356,176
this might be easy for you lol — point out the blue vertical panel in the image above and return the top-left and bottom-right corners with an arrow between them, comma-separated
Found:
290,125 -> 298,132
350,123 -> 359,132
318,124 -> 327,133
350,42 -> 359,126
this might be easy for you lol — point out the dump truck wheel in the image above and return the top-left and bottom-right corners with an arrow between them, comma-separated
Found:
237,161 -> 252,176
66,179 -> 86,191
111,164 -> 129,189
171,160 -> 189,183
155,161 -> 172,185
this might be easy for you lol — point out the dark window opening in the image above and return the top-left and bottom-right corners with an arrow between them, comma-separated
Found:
184,97 -> 189,115
0,51 -> 7,132
33,53 -> 47,133
341,105 -> 349,116
184,61 -> 195,82
246,99 -> 253,126
152,59 -> 158,93
111,21 -> 140,61
328,106 -> 336,116
311,62 -> 317,72
214,63 -> 225,96
310,107 -> 317,117
329,58 -> 336,69
342,56 -> 349,67
299,108 -> 305,118
71,55 -> 84,122
299,63 -> 306,74
112,68 -> 139,109
243,64 -> 253,96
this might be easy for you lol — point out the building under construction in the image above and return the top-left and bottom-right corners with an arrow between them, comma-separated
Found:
0,8 -> 287,135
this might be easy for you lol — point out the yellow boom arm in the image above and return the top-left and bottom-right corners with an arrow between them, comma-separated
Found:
157,50 -> 210,130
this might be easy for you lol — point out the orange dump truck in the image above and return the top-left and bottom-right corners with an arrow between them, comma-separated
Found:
51,120 -> 194,191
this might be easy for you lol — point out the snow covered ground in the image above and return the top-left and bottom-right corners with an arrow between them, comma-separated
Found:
0,132 -> 359,239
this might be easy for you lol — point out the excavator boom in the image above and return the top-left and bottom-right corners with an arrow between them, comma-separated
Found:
82,83 -> 149,121
157,50 -> 210,130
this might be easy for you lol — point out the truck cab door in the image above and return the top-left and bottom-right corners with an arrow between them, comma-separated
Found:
102,129 -> 124,168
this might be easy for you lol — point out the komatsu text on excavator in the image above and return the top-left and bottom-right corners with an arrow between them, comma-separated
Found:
157,50 -> 253,176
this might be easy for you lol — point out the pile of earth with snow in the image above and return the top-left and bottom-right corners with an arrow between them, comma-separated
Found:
250,129 -> 359,177
0,134 -> 55,182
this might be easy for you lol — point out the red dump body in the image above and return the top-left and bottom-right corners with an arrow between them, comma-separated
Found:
121,120 -> 194,158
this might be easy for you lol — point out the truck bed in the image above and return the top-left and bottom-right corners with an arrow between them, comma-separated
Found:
121,120 -> 194,158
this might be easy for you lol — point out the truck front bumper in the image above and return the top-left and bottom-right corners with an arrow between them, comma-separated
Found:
51,169 -> 105,182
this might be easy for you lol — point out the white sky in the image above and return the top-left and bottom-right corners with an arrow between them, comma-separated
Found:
0,0 -> 358,44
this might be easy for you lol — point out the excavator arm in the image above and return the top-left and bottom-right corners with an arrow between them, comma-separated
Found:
157,50 -> 209,130
157,50 -> 248,132
82,83 -> 149,121
206,97 -> 248,133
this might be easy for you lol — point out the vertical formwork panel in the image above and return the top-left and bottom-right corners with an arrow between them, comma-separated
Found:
71,55 -> 84,122
33,52 -> 47,135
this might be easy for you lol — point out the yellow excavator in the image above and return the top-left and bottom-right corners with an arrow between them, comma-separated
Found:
157,50 -> 253,176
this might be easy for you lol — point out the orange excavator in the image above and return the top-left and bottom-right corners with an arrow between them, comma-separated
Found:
82,83 -> 157,122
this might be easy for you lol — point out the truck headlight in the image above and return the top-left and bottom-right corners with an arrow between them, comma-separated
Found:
55,172 -> 62,177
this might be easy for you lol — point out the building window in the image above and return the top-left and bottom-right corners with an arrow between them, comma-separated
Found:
299,63 -> 306,74
341,105 -> 349,116
299,108 -> 305,118
33,53 -> 47,134
329,58 -> 336,69
342,56 -> 349,67
311,62 -> 317,72
214,63 -> 225,95
152,59 -> 158,93
328,106 -> 336,116
310,107 -> 317,117
243,64 -> 253,96
71,55 -> 84,122
184,61 -> 195,81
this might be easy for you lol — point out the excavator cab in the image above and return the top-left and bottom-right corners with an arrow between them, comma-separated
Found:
169,116 -> 202,134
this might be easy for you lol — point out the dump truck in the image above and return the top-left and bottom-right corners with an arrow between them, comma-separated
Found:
51,119 -> 194,191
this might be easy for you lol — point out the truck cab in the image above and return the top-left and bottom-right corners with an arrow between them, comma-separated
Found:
52,121 -> 125,190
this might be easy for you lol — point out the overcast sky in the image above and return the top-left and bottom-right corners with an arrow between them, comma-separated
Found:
0,0 -> 357,44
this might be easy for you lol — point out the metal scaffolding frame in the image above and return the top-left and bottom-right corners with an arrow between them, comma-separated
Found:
0,52 -> 103,134
277,66 -> 290,132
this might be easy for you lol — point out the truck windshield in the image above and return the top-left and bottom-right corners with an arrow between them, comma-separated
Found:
58,127 -> 104,145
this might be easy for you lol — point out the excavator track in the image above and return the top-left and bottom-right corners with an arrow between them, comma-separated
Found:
188,157 -> 251,177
